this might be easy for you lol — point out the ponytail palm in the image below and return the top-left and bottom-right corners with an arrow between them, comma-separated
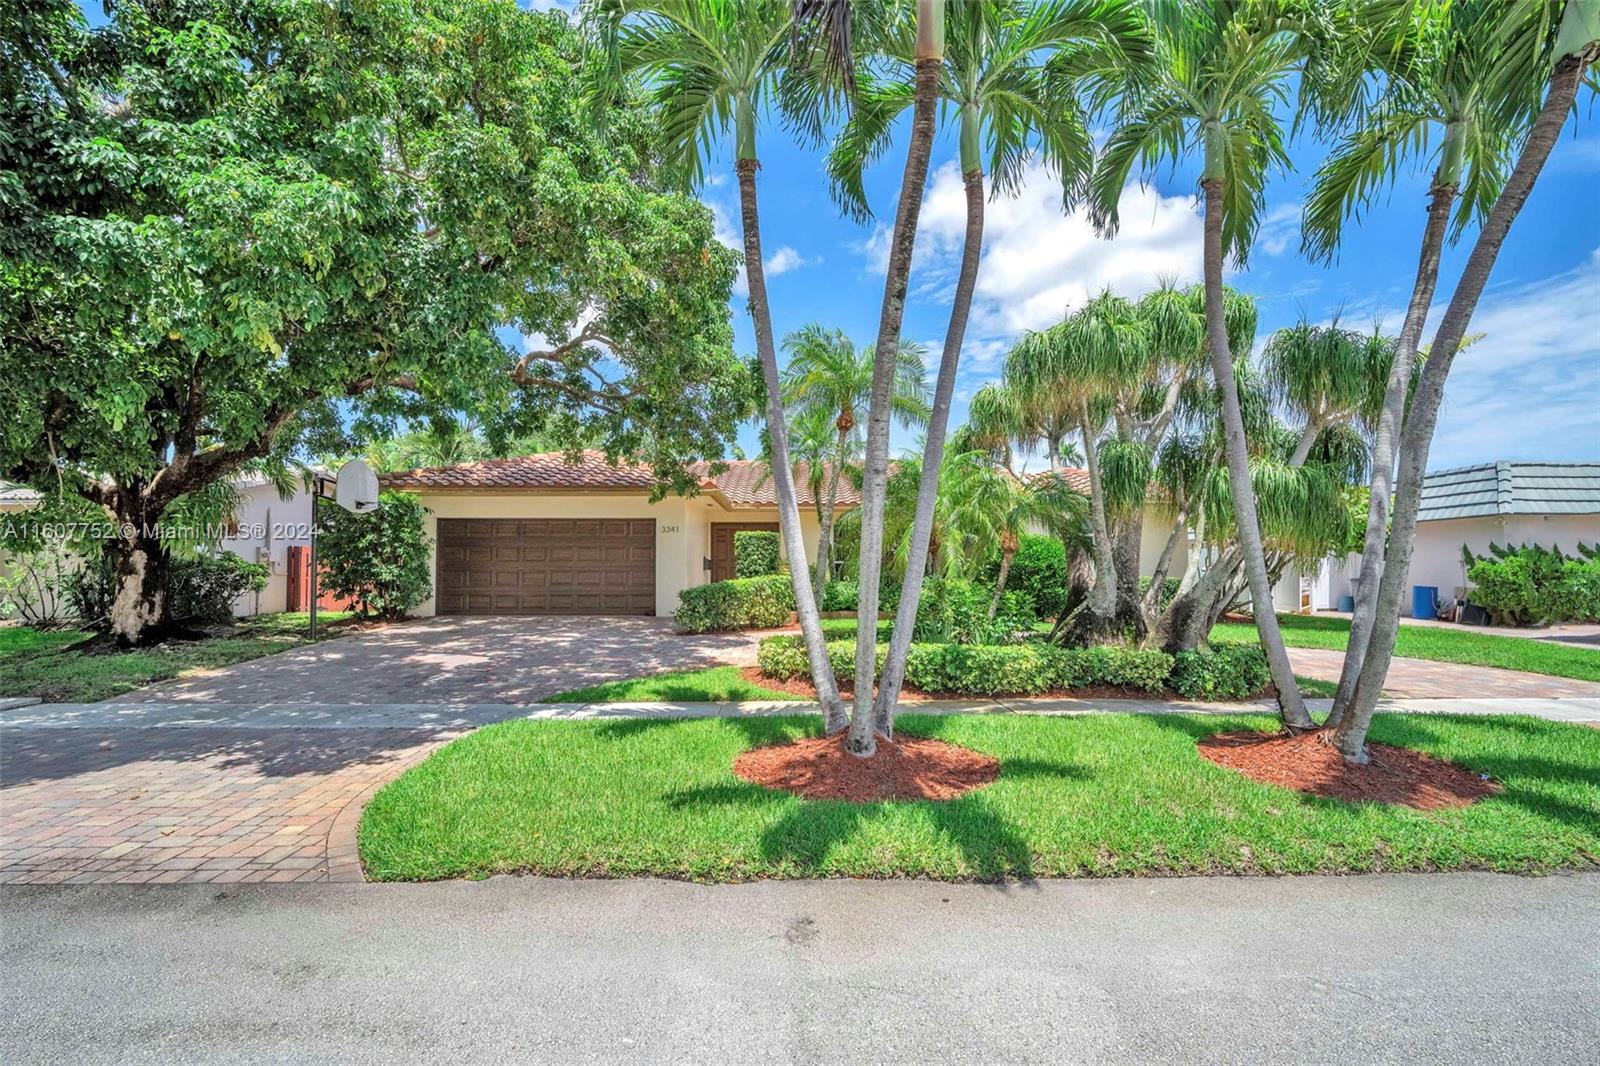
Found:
1088,0 -> 1313,730
606,0 -> 850,732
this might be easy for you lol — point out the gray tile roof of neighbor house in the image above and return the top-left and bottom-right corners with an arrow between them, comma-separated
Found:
1417,461 -> 1600,522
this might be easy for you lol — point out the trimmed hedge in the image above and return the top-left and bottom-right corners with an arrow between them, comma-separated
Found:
756,635 -> 1177,696
1169,644 -> 1271,700
676,575 -> 795,632
733,530 -> 781,578
818,578 -> 900,613
912,577 -> 1035,645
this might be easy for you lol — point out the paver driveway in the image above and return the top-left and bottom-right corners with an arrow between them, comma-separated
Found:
0,617 -> 765,884
120,616 -> 765,703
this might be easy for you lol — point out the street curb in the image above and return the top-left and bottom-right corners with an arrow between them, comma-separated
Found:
0,697 -> 42,711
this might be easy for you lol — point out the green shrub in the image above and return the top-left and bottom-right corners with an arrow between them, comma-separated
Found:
1466,543 -> 1600,625
1169,645 -> 1271,700
818,578 -> 900,613
1055,645 -> 1173,693
733,530 -> 781,578
676,574 -> 796,632
63,549 -> 118,629
318,490 -> 432,618
912,577 -> 1034,645
981,535 -> 1068,616
1138,575 -> 1182,610
170,552 -> 269,622
755,635 -> 1176,696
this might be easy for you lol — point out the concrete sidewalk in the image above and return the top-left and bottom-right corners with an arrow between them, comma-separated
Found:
5,694 -> 1599,729
4,873 -> 1597,1063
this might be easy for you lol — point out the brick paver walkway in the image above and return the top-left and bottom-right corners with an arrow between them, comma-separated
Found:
0,726 -> 447,884
121,615 -> 765,703
1287,647 -> 1600,699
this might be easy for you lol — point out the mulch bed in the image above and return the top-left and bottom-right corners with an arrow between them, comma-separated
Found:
738,666 -> 1217,704
734,733 -> 1000,802
1197,730 -> 1501,810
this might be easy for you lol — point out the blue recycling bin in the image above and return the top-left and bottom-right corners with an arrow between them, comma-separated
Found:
1337,594 -> 1355,613
1411,585 -> 1439,620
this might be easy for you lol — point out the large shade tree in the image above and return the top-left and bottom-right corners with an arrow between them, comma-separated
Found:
0,0 -> 745,645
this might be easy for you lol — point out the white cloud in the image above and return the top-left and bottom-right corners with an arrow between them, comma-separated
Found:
1425,248 -> 1600,468
878,160 -> 1206,341
1256,202 -> 1302,257
763,245 -> 814,277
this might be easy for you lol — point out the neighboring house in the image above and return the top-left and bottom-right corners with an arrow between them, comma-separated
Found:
0,475 -> 316,620
1313,461 -> 1600,616
378,452 -> 1188,619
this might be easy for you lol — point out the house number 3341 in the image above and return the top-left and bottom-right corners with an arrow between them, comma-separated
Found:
659,524 -> 679,534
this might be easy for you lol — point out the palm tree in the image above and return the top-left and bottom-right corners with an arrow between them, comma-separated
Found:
606,0 -> 849,732
1334,0 -> 1600,764
1087,0 -> 1315,731
942,452 -> 1088,619
781,325 -> 929,604
1305,0 -> 1524,724
821,0 -> 1144,744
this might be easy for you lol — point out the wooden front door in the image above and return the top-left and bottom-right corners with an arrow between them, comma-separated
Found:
710,522 -> 780,583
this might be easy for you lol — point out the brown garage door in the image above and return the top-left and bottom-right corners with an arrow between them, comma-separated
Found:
435,518 -> 655,616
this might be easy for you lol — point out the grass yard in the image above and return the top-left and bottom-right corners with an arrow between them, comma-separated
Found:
1212,613 -> 1600,683
548,665 -> 805,703
359,711 -> 1600,882
0,611 -> 359,703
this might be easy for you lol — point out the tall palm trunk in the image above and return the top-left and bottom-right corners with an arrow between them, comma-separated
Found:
1199,165 -> 1313,732
870,128 -> 981,740
1325,179 -> 1457,728
987,534 -> 1017,621
1333,43 -> 1596,763
847,0 -> 945,757
812,435 -> 847,605
736,154 -> 848,734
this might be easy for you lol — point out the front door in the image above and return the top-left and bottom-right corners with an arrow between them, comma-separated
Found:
710,522 -> 780,583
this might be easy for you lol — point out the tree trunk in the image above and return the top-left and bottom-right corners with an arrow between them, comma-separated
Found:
870,158 -> 981,740
812,444 -> 847,608
1333,48 -> 1594,763
1060,407 -> 1124,647
1199,174 -> 1313,731
988,547 -> 1014,620
107,522 -> 173,647
847,36 -> 944,757
1325,182 -> 1458,728
735,157 -> 848,734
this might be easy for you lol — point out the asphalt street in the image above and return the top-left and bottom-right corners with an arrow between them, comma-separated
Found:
3,872 -> 1597,1064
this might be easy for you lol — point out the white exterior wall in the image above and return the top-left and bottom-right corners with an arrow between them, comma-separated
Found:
1405,512 -> 1600,615
411,492 -> 825,618
1137,506 -> 1189,580
220,481 -> 314,617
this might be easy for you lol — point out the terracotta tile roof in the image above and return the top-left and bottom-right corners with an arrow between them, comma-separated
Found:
694,460 -> 860,508
379,452 -> 862,509
1032,467 -> 1091,494
380,451 -> 707,492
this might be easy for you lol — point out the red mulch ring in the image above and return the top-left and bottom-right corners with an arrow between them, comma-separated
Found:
734,733 -> 1000,802
1197,730 -> 1500,810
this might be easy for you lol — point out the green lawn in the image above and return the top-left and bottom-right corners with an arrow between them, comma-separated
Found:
359,711 -> 1600,882
0,611 -> 358,703
549,665 -> 805,703
1212,613 -> 1600,683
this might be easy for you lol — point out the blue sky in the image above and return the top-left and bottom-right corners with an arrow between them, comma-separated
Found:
701,87 -> 1600,473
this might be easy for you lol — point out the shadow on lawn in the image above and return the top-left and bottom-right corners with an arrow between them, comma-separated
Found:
1139,708 -> 1600,836
609,714 -> 1043,881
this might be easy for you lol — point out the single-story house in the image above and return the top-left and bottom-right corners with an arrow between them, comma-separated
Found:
379,451 -> 1190,619
1313,460 -> 1600,615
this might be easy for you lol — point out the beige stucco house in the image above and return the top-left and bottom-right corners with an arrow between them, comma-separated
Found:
379,452 -> 1190,619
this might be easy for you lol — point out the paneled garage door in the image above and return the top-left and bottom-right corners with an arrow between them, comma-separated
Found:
435,518 -> 655,616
